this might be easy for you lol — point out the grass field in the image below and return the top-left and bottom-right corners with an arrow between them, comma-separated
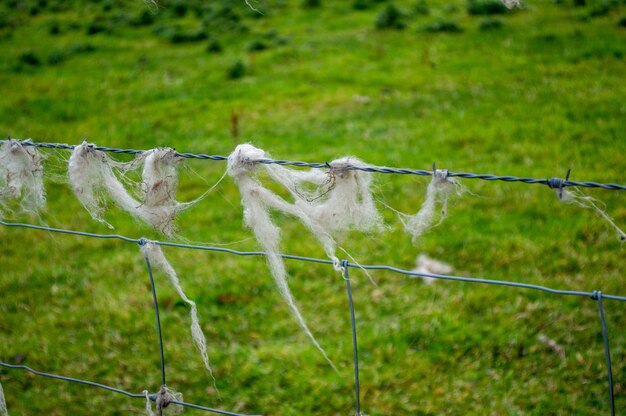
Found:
0,0 -> 625,414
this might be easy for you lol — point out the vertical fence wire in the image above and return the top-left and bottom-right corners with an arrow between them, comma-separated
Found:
0,221 -> 623,414
342,260 -> 362,416
593,291 -> 616,416
141,243 -> 167,387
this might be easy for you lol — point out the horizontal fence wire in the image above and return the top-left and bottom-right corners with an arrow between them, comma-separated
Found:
2,220 -> 625,302
1,131 -> 625,416
3,138 -> 626,190
1,219 -> 623,415
0,363 -> 259,416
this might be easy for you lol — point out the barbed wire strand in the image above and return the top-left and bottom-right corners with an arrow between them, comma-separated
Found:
1,220 -> 624,415
4,138 -> 625,191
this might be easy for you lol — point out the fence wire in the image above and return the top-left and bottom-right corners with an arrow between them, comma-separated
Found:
0,219 -> 623,415
0,138 -> 624,414
3,138 -> 626,190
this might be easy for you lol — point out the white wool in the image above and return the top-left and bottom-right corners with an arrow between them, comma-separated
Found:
558,188 -> 625,241
69,143 -> 203,236
144,390 -> 155,416
0,140 -> 45,216
141,243 -> 214,379
265,156 -> 383,284
267,157 -> 383,235
68,142 -> 136,228
537,333 -> 565,359
413,254 -> 453,284
227,144 -> 337,370
137,148 -> 188,236
402,169 -> 462,242
501,0 -> 520,9
245,0 -> 262,14
0,382 -> 7,416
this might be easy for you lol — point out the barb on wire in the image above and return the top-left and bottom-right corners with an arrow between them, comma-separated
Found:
1,137 -> 623,416
3,138 -> 625,190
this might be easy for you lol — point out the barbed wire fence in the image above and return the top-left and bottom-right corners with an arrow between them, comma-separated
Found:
0,138 -> 624,415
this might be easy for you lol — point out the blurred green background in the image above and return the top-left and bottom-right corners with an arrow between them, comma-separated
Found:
0,0 -> 625,414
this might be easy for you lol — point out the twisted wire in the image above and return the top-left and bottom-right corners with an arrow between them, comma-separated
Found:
3,139 -> 625,190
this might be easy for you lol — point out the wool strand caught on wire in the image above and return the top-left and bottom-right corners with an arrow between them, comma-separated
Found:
556,188 -> 626,241
0,139 -> 46,217
401,168 -> 464,242
227,144 -> 338,370
69,142 -> 210,236
141,242 -> 215,381
0,382 -> 7,416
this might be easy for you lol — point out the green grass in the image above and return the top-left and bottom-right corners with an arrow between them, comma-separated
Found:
0,0 -> 625,414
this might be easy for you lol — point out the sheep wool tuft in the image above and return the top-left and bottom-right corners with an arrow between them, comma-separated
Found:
227,144 -> 337,369
0,140 -> 45,216
402,169 -> 462,242
558,188 -> 625,241
69,143 -> 200,236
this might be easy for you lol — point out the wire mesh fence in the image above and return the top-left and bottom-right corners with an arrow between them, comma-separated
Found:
0,139 -> 624,415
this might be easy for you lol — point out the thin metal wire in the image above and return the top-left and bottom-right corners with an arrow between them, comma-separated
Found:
2,138 -> 623,414
0,364 -> 259,415
168,400 -> 261,416
1,220 -> 624,414
0,362 -> 146,398
142,249 -> 167,387
4,138 -> 625,190
592,291 -> 615,416
2,221 -> 625,303
342,261 -> 362,416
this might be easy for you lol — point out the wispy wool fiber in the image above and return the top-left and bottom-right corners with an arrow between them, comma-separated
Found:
69,143 -> 201,236
558,188 -> 625,241
227,144 -> 336,369
402,169 -> 463,242
0,382 -> 8,416
141,243 -> 214,379
0,140 -> 45,216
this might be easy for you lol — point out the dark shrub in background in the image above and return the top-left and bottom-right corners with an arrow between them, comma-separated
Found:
131,9 -> 155,27
247,38 -> 268,52
302,0 -> 322,8
376,4 -> 406,29
468,0 -> 508,15
206,39 -> 223,53
479,17 -> 504,30
414,0 -> 430,15
422,19 -> 463,32
19,51 -> 41,66
227,60 -> 246,79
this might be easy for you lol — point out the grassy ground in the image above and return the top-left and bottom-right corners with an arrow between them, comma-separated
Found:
0,0 -> 625,414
